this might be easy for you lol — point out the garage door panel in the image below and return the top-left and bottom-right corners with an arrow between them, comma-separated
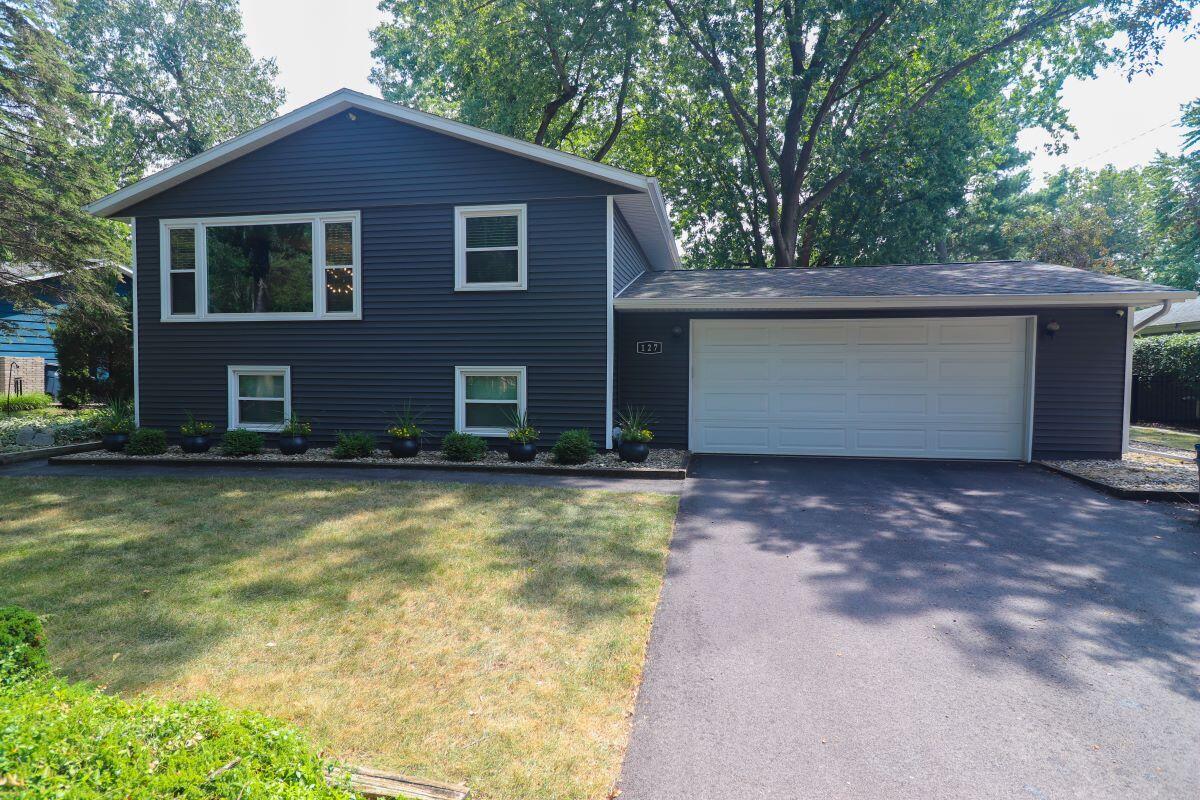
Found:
777,358 -> 848,381
778,392 -> 847,414
858,393 -> 927,415
702,392 -> 770,414
695,425 -> 771,450
935,320 -> 1021,346
698,357 -> 770,382
856,428 -> 929,452
859,359 -> 930,381
858,321 -> 930,345
691,317 -> 1030,460
775,324 -> 849,346
777,427 -> 848,451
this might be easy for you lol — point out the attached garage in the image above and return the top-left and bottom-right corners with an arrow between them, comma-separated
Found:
689,317 -> 1032,460
614,261 -> 1196,461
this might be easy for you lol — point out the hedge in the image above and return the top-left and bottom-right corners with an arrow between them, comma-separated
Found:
1133,333 -> 1200,382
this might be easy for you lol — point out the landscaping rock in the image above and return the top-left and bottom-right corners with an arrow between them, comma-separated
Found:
1042,451 -> 1195,494
15,426 -> 37,446
31,432 -> 54,447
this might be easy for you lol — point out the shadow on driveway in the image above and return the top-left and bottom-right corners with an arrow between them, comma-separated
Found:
620,456 -> 1200,800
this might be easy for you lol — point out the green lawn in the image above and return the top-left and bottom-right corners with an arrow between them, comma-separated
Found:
0,476 -> 678,800
1130,424 -> 1200,451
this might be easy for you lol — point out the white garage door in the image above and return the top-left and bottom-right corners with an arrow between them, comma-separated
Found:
690,317 -> 1033,460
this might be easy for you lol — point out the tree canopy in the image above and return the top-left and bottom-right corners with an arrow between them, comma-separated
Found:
373,0 -> 1198,272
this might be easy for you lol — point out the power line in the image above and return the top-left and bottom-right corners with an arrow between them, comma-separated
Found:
1066,115 -> 1181,167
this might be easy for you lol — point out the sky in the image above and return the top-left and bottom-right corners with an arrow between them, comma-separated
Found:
240,0 -> 1199,182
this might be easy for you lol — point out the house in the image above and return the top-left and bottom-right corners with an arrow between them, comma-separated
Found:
1134,298 -> 1200,336
84,89 -> 1194,461
1,264 -> 131,397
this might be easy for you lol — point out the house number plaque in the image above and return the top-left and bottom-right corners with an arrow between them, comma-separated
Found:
636,341 -> 663,355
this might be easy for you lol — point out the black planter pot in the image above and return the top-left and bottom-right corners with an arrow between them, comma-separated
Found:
618,440 -> 650,463
102,432 -> 129,453
278,435 -> 309,455
180,434 -> 211,454
390,436 -> 421,458
508,441 -> 537,462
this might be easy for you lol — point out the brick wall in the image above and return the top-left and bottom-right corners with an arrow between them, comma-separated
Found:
0,357 -> 46,397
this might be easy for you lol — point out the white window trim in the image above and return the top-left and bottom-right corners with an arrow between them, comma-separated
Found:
454,204 -> 527,291
227,365 -> 292,432
454,365 -> 526,436
160,211 -> 361,322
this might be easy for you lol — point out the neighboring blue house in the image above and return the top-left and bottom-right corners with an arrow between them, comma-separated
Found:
1,265 -> 131,396
83,88 -> 1193,460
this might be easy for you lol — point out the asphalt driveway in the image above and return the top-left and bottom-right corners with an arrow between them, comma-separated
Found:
619,457 -> 1200,800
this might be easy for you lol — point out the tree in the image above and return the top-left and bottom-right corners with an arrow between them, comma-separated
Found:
49,267 -> 132,403
372,0 -> 651,161
1142,99 -> 1200,289
65,0 -> 285,181
0,0 -> 123,303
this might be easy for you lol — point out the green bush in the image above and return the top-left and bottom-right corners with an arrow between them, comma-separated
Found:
93,399 -> 135,434
221,428 -> 264,457
1133,332 -> 1200,383
333,430 -> 375,459
0,677 -> 356,799
58,390 -> 90,410
552,429 -> 596,464
125,427 -> 168,455
1,392 -> 53,412
0,606 -> 49,684
441,431 -> 487,461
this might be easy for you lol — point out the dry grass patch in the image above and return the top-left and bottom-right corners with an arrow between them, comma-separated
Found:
0,477 -> 678,800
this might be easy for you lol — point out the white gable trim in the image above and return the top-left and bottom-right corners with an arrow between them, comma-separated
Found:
86,89 -> 650,210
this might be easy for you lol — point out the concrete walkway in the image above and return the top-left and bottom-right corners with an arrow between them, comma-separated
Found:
619,456 -> 1200,800
0,457 -> 682,495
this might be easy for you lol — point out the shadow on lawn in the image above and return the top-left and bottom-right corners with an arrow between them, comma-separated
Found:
0,476 -> 670,693
678,456 -> 1200,699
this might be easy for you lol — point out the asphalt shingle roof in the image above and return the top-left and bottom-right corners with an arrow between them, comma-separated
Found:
618,260 -> 1183,301
1134,297 -> 1200,329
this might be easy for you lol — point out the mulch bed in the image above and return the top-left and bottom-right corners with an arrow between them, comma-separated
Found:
52,446 -> 690,479
1039,451 -> 1197,501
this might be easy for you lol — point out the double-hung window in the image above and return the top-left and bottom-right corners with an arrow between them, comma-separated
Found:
228,366 -> 291,431
161,212 -> 360,321
454,205 -> 526,290
455,366 -> 526,436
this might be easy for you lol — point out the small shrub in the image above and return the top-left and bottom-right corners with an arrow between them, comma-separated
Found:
221,428 -> 264,457
552,429 -> 596,464
125,428 -> 168,455
0,606 -> 49,684
333,430 -> 375,459
441,431 -> 487,461
179,411 -> 214,437
1,392 -> 53,412
58,391 -> 90,410
0,677 -> 357,798
280,414 -> 312,436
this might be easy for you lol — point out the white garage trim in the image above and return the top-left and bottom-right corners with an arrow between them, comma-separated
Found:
688,316 -> 1037,462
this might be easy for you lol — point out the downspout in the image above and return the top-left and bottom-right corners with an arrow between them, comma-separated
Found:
1133,299 -> 1173,333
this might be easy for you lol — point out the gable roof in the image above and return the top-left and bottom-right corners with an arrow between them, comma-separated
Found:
1134,296 -> 1200,333
84,88 -> 680,269
615,260 -> 1195,310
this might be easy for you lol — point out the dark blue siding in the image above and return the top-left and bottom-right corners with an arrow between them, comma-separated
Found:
616,307 -> 1128,459
613,208 -> 649,294
132,109 -> 617,445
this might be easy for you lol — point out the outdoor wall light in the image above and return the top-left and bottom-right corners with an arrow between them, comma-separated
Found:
671,325 -> 684,337
1044,320 -> 1061,337
1115,308 -> 1126,317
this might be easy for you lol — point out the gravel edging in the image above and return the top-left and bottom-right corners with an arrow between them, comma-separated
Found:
0,441 -> 103,465
1036,460 -> 1198,502
50,447 -> 690,480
